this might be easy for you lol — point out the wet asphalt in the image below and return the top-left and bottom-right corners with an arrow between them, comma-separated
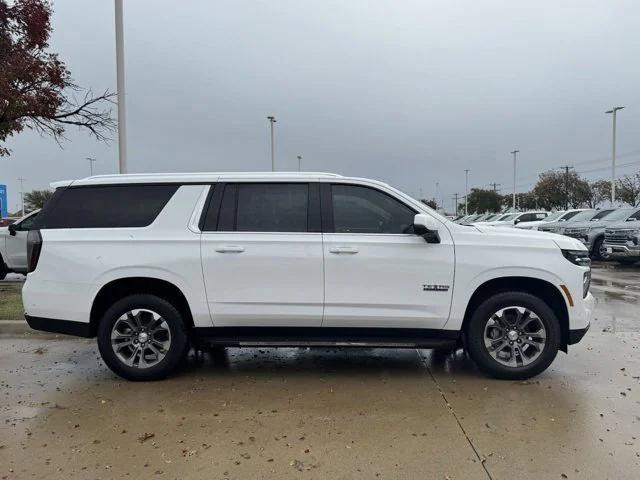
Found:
1,263 -> 639,479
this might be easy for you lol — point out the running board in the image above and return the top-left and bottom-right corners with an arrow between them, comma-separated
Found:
192,327 -> 459,349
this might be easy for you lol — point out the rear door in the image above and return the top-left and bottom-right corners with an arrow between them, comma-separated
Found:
321,182 -> 455,329
200,182 -> 324,327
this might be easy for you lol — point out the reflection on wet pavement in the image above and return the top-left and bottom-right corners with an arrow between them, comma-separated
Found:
0,264 -> 639,479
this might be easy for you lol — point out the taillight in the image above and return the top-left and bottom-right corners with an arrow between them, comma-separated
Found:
27,230 -> 43,273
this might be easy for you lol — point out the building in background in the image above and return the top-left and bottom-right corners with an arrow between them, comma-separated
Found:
0,184 -> 7,218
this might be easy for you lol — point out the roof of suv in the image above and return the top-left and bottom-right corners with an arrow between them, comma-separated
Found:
51,172 -> 345,188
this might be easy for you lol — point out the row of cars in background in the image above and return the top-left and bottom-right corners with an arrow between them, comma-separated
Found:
454,207 -> 640,264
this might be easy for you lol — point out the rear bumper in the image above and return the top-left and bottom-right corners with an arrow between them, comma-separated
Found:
25,315 -> 92,338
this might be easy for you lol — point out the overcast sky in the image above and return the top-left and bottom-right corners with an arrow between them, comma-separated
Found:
2,0 -> 640,212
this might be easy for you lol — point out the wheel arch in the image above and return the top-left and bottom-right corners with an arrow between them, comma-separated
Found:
89,277 -> 194,337
461,276 -> 570,352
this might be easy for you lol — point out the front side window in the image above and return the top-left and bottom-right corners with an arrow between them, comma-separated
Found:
331,184 -> 416,234
38,185 -> 178,229
218,183 -> 309,232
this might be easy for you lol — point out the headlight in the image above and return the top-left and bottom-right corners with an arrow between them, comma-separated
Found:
561,249 -> 591,267
569,227 -> 590,235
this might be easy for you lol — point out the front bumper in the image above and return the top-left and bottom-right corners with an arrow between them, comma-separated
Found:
602,243 -> 640,258
567,291 -> 594,345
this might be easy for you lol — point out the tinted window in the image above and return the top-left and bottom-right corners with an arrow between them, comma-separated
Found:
217,183 -> 309,232
39,185 -> 178,229
627,210 -> 640,221
591,209 -> 615,220
331,184 -> 416,234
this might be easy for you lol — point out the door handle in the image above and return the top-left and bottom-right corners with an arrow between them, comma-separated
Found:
329,246 -> 359,254
215,245 -> 245,253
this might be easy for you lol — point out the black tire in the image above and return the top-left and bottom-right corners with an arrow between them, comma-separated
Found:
0,256 -> 7,280
465,291 -> 561,380
97,294 -> 189,381
591,236 -> 604,261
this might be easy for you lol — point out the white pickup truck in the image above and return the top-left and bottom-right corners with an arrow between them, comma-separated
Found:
0,210 -> 39,279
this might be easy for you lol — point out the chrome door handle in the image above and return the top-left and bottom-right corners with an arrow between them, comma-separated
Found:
215,245 -> 245,253
329,246 -> 359,254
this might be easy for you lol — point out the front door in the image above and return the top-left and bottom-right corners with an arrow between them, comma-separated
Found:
321,183 -> 454,329
5,211 -> 39,271
200,182 -> 323,327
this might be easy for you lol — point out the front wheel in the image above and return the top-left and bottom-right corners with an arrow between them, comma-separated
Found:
466,291 -> 561,380
97,294 -> 189,381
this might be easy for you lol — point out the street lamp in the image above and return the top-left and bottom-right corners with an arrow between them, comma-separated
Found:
267,116 -> 276,171
17,177 -> 25,216
86,157 -> 96,176
297,155 -> 302,172
464,169 -> 470,215
510,150 -> 519,210
605,106 -> 624,204
114,0 -> 127,173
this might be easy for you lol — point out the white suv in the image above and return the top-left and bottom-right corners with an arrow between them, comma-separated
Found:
23,173 -> 594,381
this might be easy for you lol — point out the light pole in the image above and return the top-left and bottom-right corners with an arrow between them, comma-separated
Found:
86,157 -> 97,176
297,155 -> 302,172
17,177 -> 25,216
510,150 -> 519,210
267,116 -> 276,171
114,0 -> 127,174
464,169 -> 470,215
605,107 -> 624,204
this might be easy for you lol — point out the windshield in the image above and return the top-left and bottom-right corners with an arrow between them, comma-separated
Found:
499,214 -> 518,221
494,214 -> 511,221
559,210 -> 582,221
598,208 -> 633,221
484,214 -> 497,221
589,209 -> 615,221
543,211 -> 565,222
568,210 -> 596,222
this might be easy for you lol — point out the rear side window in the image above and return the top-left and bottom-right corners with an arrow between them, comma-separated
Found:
216,183 -> 310,232
331,184 -> 416,234
38,185 -> 179,229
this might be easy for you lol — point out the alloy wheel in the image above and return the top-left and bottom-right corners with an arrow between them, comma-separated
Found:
483,306 -> 547,368
110,309 -> 172,369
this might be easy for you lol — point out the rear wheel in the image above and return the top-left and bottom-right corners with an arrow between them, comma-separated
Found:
97,294 -> 189,381
466,291 -> 561,380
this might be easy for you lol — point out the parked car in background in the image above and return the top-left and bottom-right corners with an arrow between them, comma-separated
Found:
0,217 -> 18,227
516,210 -> 566,230
23,172 -> 592,381
562,208 -> 628,260
537,209 -> 593,234
0,209 -> 40,279
485,211 -> 548,228
602,209 -> 640,265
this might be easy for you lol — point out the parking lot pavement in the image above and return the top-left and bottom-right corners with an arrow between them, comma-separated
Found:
0,267 -> 638,479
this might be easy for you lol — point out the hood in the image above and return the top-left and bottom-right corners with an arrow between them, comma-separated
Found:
473,225 -> 586,251
564,220 -> 600,230
515,219 -> 548,229
605,220 -> 640,231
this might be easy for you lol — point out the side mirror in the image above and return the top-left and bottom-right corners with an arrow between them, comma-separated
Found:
8,224 -> 17,236
413,214 -> 440,244
514,218 -> 521,224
